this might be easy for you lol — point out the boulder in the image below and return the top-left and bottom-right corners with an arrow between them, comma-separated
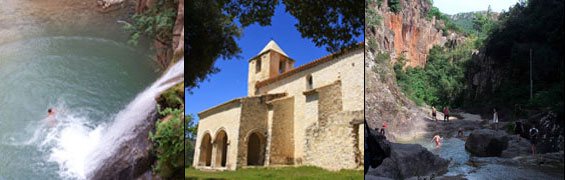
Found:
365,122 -> 391,174
501,136 -> 531,158
367,143 -> 449,179
88,112 -> 157,180
365,120 -> 449,179
465,129 -> 509,157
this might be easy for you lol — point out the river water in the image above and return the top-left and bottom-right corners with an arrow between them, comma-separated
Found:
0,1 -> 160,179
398,132 -> 563,179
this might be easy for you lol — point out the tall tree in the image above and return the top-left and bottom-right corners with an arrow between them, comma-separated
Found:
186,0 -> 364,90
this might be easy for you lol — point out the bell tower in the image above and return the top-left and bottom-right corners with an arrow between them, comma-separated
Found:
248,40 -> 294,96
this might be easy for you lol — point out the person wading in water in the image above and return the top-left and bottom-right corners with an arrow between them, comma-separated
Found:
431,134 -> 443,148
443,106 -> 450,123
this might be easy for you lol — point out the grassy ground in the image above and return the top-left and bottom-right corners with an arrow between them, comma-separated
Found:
185,166 -> 363,180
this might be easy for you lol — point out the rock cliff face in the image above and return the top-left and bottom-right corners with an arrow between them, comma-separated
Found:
464,50 -> 508,101
365,0 -> 452,140
367,0 -> 447,67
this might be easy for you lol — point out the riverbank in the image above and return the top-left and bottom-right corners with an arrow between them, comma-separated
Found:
385,109 -> 564,179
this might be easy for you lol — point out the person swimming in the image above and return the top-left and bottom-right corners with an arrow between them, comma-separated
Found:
432,134 -> 443,148
45,108 -> 57,127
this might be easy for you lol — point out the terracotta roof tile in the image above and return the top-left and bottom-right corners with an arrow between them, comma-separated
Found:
255,42 -> 364,88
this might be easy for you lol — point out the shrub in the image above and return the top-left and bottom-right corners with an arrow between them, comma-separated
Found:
123,0 -> 177,46
388,0 -> 401,13
150,107 -> 184,178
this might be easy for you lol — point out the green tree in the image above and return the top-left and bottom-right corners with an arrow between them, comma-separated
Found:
187,0 -> 364,90
185,114 -> 198,167
473,0 -> 564,117
124,0 -> 177,46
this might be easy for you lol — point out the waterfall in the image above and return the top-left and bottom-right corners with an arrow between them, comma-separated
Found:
46,59 -> 184,179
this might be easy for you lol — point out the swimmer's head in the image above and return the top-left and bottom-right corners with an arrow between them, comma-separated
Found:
48,108 -> 52,113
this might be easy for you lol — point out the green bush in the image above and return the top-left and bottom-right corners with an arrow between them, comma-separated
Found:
388,0 -> 401,13
365,5 -> 381,28
395,44 -> 472,107
123,0 -> 177,46
150,107 -> 184,178
185,114 -> 198,168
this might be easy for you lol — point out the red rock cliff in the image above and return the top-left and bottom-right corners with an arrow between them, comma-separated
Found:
368,0 -> 447,67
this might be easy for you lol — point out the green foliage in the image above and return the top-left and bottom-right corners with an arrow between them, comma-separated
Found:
372,51 -> 391,81
185,139 -> 194,168
427,6 -> 462,34
388,0 -> 401,13
188,0 -> 364,90
184,114 -> 198,167
528,83 -> 564,116
365,3 -> 381,28
506,122 -> 516,134
157,83 -> 184,109
471,12 -> 497,47
124,0 -> 177,46
475,0 -> 564,117
150,107 -> 184,178
395,44 -> 473,107
283,1 -> 364,52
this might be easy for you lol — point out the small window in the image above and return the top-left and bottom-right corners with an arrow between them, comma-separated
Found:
256,59 -> 262,73
306,75 -> 313,90
279,60 -> 285,74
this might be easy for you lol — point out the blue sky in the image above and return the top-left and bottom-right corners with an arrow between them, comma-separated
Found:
185,3 -> 364,122
434,0 -> 520,15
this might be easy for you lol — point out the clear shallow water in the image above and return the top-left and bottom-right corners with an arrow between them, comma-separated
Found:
0,36 -> 158,179
398,133 -> 563,179
397,136 -> 473,176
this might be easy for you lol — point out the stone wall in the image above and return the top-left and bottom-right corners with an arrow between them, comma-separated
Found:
237,97 -> 269,167
193,100 -> 242,170
267,97 -> 295,165
259,48 -> 363,161
304,111 -> 364,170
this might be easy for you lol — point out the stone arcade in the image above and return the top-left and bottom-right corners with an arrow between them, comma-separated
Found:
192,40 -> 364,170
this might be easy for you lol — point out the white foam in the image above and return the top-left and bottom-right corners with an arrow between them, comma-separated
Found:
39,59 -> 184,179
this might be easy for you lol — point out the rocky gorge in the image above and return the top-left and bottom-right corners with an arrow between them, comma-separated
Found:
365,0 -> 564,179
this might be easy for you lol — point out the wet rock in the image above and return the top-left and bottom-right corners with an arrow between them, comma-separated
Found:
501,136 -> 531,158
465,129 -> 509,157
88,112 -> 157,180
365,122 -> 391,174
367,143 -> 449,179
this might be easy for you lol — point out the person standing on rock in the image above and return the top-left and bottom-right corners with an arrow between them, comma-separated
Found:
443,106 -> 450,123
515,120 -> 524,141
381,121 -> 387,136
432,106 -> 437,122
493,108 -> 499,131
529,125 -> 539,156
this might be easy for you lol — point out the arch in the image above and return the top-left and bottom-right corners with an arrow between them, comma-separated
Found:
247,131 -> 266,166
198,133 -> 212,166
214,129 -> 228,167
